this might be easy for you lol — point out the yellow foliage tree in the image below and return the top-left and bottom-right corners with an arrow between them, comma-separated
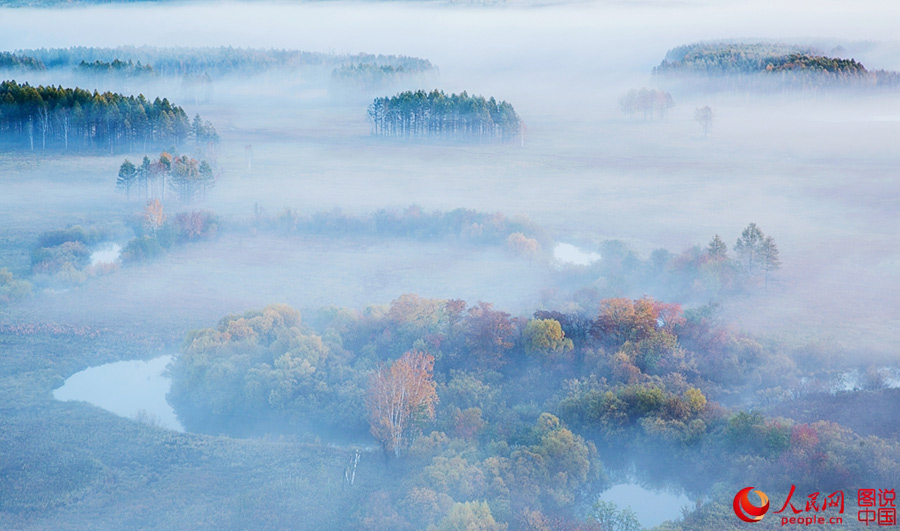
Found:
144,199 -> 165,234
366,350 -> 438,457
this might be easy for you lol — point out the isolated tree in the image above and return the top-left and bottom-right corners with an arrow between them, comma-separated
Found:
138,156 -> 151,199
760,235 -> 781,287
506,232 -> 539,263
734,222 -> 765,277
707,234 -> 728,260
366,350 -> 438,458
694,105 -> 714,138
117,160 -> 137,201
144,199 -> 165,235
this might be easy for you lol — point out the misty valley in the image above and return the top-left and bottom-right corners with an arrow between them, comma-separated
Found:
2,2 -> 900,530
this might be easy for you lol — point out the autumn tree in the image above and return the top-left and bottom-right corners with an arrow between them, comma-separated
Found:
507,232 -> 540,263
523,318 -> 573,359
464,302 -> 517,369
0,268 -> 32,306
144,199 -> 165,234
592,298 -> 660,345
366,350 -> 438,458
435,501 -> 507,531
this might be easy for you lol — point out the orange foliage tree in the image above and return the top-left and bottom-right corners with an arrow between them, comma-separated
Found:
592,297 -> 685,345
144,199 -> 165,234
366,350 -> 438,457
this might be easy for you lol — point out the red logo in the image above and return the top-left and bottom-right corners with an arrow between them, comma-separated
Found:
734,487 -> 770,523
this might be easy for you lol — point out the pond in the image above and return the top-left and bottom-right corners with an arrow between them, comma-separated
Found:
553,242 -> 601,266
53,355 -> 183,431
89,242 -> 121,266
599,483 -> 692,529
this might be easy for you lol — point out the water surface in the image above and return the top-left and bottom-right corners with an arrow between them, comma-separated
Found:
54,355 -> 182,431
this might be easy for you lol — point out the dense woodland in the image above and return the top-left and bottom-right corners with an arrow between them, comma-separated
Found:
331,62 -> 434,93
76,59 -> 156,79
0,80 -> 217,152
0,51 -> 44,71
654,41 -> 900,92
164,291 -> 899,528
367,90 -> 521,141
13,46 -> 436,82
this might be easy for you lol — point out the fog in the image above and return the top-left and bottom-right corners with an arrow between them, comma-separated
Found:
2,0 -> 900,529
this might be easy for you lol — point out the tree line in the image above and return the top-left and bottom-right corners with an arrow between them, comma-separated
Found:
15,46 -> 436,79
0,51 -> 44,71
251,204 -> 547,247
653,41 -> 900,92
0,80 -> 217,153
367,90 -> 521,141
331,62 -> 433,93
654,42 -> 819,76
76,59 -> 156,78
117,151 -> 215,204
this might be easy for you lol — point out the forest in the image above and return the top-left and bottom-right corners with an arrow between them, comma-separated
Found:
0,51 -> 44,71
654,41 -> 900,92
161,292 -> 900,528
367,90 -> 521,141
0,80 -> 217,152
11,46 -> 437,85
76,59 -> 156,78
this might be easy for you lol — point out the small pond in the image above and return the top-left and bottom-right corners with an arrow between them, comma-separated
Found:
599,483 -> 692,528
89,242 -> 122,266
54,355 -> 183,431
553,242 -> 601,266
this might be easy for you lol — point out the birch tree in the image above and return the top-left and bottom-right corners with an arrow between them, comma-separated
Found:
366,350 -> 438,458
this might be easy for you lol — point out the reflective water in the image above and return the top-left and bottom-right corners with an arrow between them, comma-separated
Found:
53,355 -> 182,431
599,483 -> 692,529
553,242 -> 601,266
89,242 -> 121,266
